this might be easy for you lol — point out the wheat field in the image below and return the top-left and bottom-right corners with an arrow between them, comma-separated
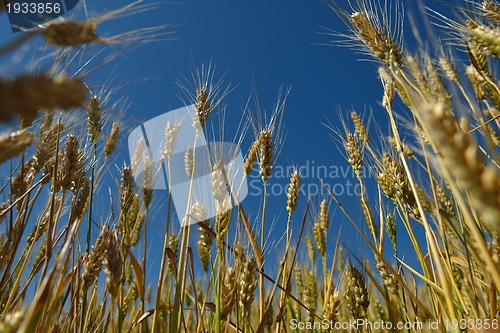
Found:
0,0 -> 500,332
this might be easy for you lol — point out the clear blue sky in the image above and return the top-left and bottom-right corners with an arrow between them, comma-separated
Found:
0,0 -> 458,280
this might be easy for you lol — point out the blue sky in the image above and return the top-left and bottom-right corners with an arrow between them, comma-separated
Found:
0,0 -> 459,280
102,0 -> 387,264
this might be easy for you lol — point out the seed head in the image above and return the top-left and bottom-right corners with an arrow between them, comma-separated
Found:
120,167 -> 135,216
215,199 -> 230,240
142,156 -> 153,208
184,146 -> 194,179
379,67 -> 395,108
221,267 -> 237,317
345,265 -> 370,320
69,176 -> 90,225
60,135 -> 81,191
351,111 -> 370,143
196,88 -> 211,129
286,171 -> 301,214
211,159 -> 228,203
388,136 -> 414,159
81,224 -> 110,293
87,96 -> 102,143
323,290 -> 341,322
104,232 -> 122,300
466,65 -> 487,100
43,21 -> 99,47
439,57 -> 460,83
469,23 -> 500,59
305,236 -> 316,263
0,75 -> 87,124
162,122 -> 181,160
169,233 -> 179,258
375,255 -> 399,295
131,138 -> 145,175
194,202 -> 212,272
482,0 -> 500,22
239,257 -> 258,313
303,269 -> 318,323
244,139 -> 260,175
313,223 -> 326,257
346,133 -> 363,177
319,199 -> 329,233
104,122 -> 120,157
0,130 -> 35,166
437,184 -> 455,216
259,130 -> 273,181
349,11 -> 403,68
385,213 -> 397,254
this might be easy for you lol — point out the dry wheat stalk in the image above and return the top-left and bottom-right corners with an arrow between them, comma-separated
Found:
81,224 -> 110,293
35,122 -> 64,174
42,1 -> 172,47
244,139 -> 260,175
322,290 -> 341,322
421,102 -> 500,227
104,122 -> 119,157
439,57 -> 460,83
0,130 -> 35,166
142,156 -> 153,208
124,194 -> 139,238
193,202 -> 212,272
348,10 -> 403,69
259,130 -> 273,181
466,65 -> 487,101
169,232 -> 179,258
351,111 -> 370,143
43,21 -> 99,47
388,136 -> 414,159
345,264 -> 370,321
184,146 -> 193,179
120,167 -> 135,217
379,67 -> 396,108
69,176 -> 90,225
346,133 -> 363,177
286,171 -> 301,214
11,157 -> 37,202
87,96 -> 102,144
374,255 -> 399,295
104,232 -> 122,300
305,236 -> 316,263
130,138 -> 145,174
196,88 -> 210,129
215,199 -> 230,240
319,199 -> 329,234
162,122 -> 181,161
239,257 -> 258,314
220,266 -> 237,317
0,75 -> 87,123
303,269 -> 318,323
481,0 -> 500,22
313,223 -> 326,258
211,159 -> 228,203
60,135 -> 81,191
469,23 -> 500,59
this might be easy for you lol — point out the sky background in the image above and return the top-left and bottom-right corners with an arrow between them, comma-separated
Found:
0,0 -> 462,282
